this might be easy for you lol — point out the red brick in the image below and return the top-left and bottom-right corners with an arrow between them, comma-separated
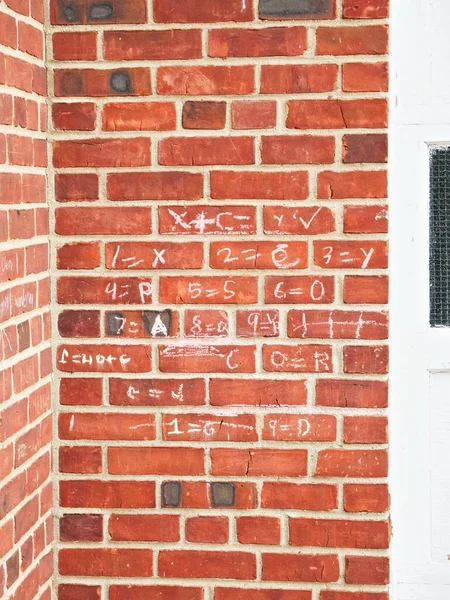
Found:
159,344 -> 256,373
262,553 -> 339,582
159,136 -> 254,166
321,593 -> 388,600
343,62 -> 388,91
60,514 -> 103,542
211,171 -> 309,200
287,99 -> 388,129
210,241 -> 307,270
52,102 -> 96,131
60,480 -> 156,508
290,518 -> 389,548
232,100 -> 276,129
344,205 -> 388,233
59,548 -> 153,577
345,556 -> 389,584
237,517 -> 280,545
216,591 -> 311,600
50,0 -> 148,24
185,309 -> 229,338
57,276 -> 152,304
57,344 -> 152,373
344,416 -> 388,443
211,448 -> 307,476
343,134 -> 388,163
318,170 -> 387,198
261,64 -> 338,93
56,207 -> 151,235
109,378 -> 206,406
154,0 -> 254,22
108,171 -> 203,201
262,482 -> 338,510
60,378 -> 102,406
105,241 -> 203,270
210,378 -> 307,406
185,517 -> 229,543
55,173 -> 98,202
59,585 -> 102,600
58,310 -> 100,338
108,447 -> 205,475
162,413 -> 257,442
344,344 -> 388,373
344,484 -> 389,513
316,449 -> 388,477
265,275 -> 335,304
53,32 -> 97,61
262,414 -> 336,441
264,206 -> 336,235
263,344 -> 333,373
103,102 -> 176,131
262,136 -> 335,164
158,66 -> 255,95
316,379 -> 388,408
160,276 -> 257,304
57,242 -> 101,270
53,138 -> 151,168
288,309 -> 388,339
314,240 -> 388,269
209,27 -> 307,57
109,514 -> 180,542
159,550 -> 256,580
59,412 -> 156,441
343,0 -> 389,18
344,275 -> 389,304
54,68 -> 151,97
104,30 -> 202,60
59,446 -> 102,474
110,587 -> 203,600
183,101 -> 226,130
0,12 -> 17,49
316,25 -> 388,55
236,309 -> 279,337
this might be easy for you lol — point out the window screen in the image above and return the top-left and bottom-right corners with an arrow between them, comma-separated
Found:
430,147 -> 450,326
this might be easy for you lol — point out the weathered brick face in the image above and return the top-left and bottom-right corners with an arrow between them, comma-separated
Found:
49,0 -> 389,599
0,0 -> 52,598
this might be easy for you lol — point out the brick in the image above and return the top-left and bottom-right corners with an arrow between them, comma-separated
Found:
159,136 -> 254,166
288,310 -> 388,339
104,30 -> 202,60
157,66 -> 255,95
316,379 -> 388,408
60,514 -> 103,542
344,416 -> 388,443
185,309 -> 229,338
57,242 -> 101,270
345,556 -> 389,584
262,414 -> 336,441
265,275 -> 335,304
159,550 -> 256,580
236,310 -> 279,337
210,378 -> 307,406
344,205 -> 388,233
216,591 -> 311,600
316,25 -> 388,55
287,99 -> 388,129
159,344 -> 256,373
232,101 -> 277,129
109,378 -> 206,406
262,482 -> 338,510
60,480 -> 156,508
343,62 -> 388,91
185,517 -> 229,543
344,484 -> 389,513
108,447 -> 205,475
53,138 -> 151,168
162,413 -> 257,442
343,344 -> 388,373
210,241 -> 307,270
60,378 -> 103,406
343,134 -> 388,163
344,275 -> 389,304
160,276 -> 258,304
262,553 -> 339,582
109,514 -> 180,542
59,585 -> 101,600
59,446 -> 102,474
183,101 -> 226,130
262,136 -> 335,164
211,448 -> 307,476
314,240 -> 388,269
343,0 -> 389,18
261,63 -> 337,94
108,171 -> 203,201
54,68 -> 151,97
56,207 -> 151,235
209,27 -> 307,57
105,241 -> 203,270
52,102 -> 96,131
263,344 -> 332,373
259,0 -> 336,19
50,0 -> 148,25
59,412 -> 156,441
211,171 -> 309,200
264,206 -> 335,234
103,102 -> 176,131
318,170 -> 387,198
55,173 -> 99,202
58,310 -> 101,337
316,449 -> 388,477
57,344 -> 152,373
237,517 -> 280,545
59,548 -> 153,577
289,518 -> 389,548
110,587 -> 203,600
57,276 -> 152,304
321,593 -> 388,600
154,0 -> 254,22
53,32 -> 97,61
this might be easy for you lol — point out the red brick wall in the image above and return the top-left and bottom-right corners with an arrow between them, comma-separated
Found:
0,0 -> 52,598
50,1 -> 389,599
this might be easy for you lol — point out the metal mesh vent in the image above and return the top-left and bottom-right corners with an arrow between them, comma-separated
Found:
430,147 -> 450,326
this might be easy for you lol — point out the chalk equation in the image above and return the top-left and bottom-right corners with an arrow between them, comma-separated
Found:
106,309 -> 177,338
159,206 -> 256,235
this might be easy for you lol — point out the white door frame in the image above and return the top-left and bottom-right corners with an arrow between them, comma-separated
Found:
390,0 -> 450,597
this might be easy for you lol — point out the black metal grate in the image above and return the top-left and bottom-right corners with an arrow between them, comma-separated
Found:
430,147 -> 450,326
